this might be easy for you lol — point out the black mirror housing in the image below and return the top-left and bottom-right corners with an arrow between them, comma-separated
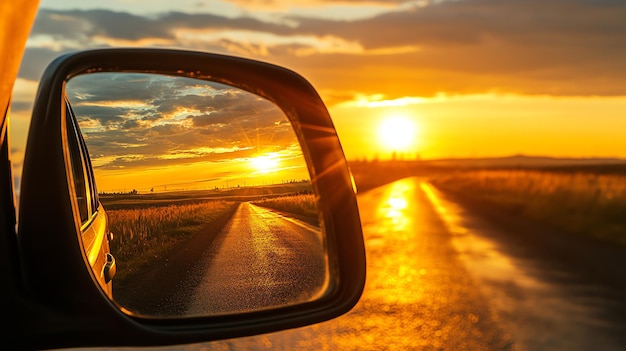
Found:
14,49 -> 365,350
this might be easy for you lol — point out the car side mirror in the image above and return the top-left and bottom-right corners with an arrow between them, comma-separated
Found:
16,48 -> 365,350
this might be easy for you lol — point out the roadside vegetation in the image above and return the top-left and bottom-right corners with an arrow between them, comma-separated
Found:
430,170 -> 626,247
106,200 -> 237,282
253,193 -> 319,223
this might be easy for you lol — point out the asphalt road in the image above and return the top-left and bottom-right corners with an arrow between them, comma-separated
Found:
184,202 -> 327,315
78,177 -> 626,350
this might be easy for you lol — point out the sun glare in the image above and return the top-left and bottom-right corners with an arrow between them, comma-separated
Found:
251,154 -> 280,173
378,115 -> 418,152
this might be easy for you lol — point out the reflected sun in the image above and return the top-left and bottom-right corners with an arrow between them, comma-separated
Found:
378,115 -> 418,152
250,153 -> 280,173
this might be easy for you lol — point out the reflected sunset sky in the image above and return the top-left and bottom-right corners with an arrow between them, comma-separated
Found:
66,73 -> 309,192
10,0 -> 626,189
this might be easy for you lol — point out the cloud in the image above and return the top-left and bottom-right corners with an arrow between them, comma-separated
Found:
161,11 -> 291,34
32,9 -> 171,41
18,47 -> 66,81
66,72 -> 298,171
294,0 -> 626,48
20,1 -> 626,100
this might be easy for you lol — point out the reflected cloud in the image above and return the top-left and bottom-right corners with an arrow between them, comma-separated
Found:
66,72 -> 309,193
159,146 -> 250,160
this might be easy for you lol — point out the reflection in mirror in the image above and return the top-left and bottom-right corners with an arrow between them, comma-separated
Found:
66,73 -> 328,318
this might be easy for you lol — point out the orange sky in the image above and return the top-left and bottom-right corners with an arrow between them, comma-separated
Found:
9,0 -> 626,190
330,94 -> 626,160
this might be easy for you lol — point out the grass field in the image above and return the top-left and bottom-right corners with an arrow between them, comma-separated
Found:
253,193 -> 319,223
107,200 -> 237,282
430,169 -> 626,247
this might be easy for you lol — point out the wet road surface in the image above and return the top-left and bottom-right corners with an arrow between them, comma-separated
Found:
421,182 -> 626,350
185,202 -> 326,315
77,177 -> 626,350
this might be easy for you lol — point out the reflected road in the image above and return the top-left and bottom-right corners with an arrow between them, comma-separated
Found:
185,202 -> 326,315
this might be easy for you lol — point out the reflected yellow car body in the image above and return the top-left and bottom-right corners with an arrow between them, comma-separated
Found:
81,204 -> 114,298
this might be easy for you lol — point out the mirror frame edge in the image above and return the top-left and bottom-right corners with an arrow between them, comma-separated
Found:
15,48 -> 365,350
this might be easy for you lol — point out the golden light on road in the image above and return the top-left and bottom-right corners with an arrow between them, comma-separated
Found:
250,153 -> 280,174
378,115 -> 418,153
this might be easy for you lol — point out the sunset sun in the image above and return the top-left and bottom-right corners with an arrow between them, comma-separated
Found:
378,115 -> 418,153
250,153 -> 280,173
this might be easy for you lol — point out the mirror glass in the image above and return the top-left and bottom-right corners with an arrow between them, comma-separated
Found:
66,73 -> 329,318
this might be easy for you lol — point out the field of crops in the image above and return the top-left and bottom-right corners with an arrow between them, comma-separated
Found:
431,170 -> 626,246
107,200 -> 237,281
253,193 -> 318,220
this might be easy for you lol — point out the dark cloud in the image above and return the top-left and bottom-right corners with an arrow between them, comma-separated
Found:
292,0 -> 626,48
188,113 -> 221,127
30,10 -> 92,40
18,47 -> 69,81
72,105 -> 128,127
153,91 -> 249,115
30,8 -> 288,43
189,97 -> 285,128
122,119 -> 140,129
160,11 -> 291,34
67,73 -> 164,103
32,9 -> 171,40
149,124 -> 186,136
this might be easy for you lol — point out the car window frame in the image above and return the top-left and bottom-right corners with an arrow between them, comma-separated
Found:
65,97 -> 99,230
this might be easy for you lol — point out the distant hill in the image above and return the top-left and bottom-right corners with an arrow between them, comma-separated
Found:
417,155 -> 626,168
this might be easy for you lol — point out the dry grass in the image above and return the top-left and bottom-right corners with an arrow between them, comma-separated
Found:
107,200 -> 235,280
253,194 -> 318,219
431,170 -> 626,246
